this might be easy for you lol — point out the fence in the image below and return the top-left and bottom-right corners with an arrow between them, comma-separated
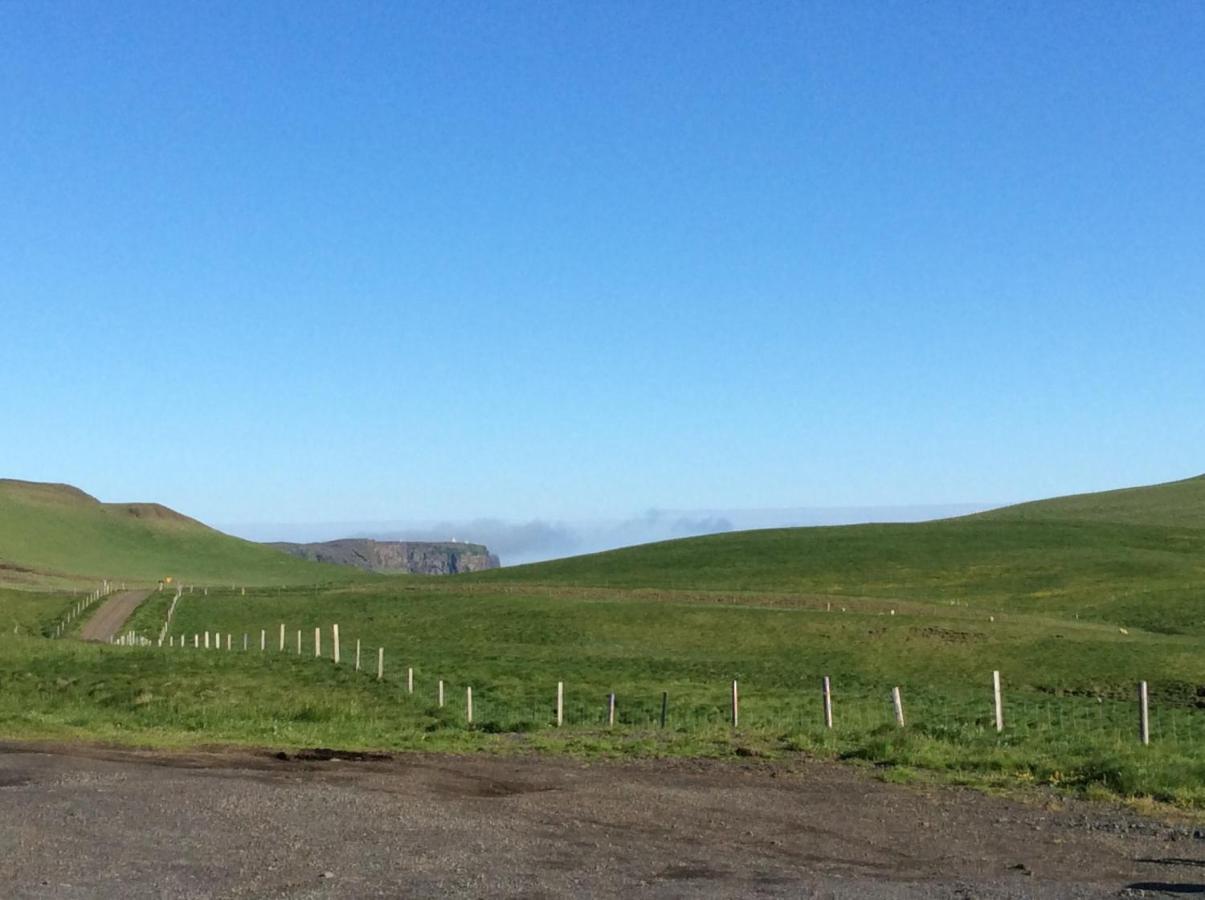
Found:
46,582 -> 113,638
135,621 -> 1205,752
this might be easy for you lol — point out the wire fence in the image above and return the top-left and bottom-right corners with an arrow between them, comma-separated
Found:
123,622 -> 1205,757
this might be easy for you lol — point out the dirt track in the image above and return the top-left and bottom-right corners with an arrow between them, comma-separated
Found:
0,743 -> 1200,898
77,590 -> 151,642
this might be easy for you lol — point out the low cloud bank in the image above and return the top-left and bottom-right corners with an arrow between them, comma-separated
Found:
227,503 -> 992,566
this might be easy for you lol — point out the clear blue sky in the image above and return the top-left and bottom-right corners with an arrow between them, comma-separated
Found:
3,1 -> 1203,528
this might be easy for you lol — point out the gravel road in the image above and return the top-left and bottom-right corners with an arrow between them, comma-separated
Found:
0,742 -> 1200,898
77,590 -> 151,642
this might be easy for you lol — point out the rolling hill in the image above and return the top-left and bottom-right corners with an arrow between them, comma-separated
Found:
476,474 -> 1205,634
0,479 -> 366,588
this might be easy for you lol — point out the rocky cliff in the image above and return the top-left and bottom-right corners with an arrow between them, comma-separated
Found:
267,539 -> 500,575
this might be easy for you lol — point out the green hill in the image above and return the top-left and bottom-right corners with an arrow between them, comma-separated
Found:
0,479 -> 366,588
975,473 -> 1205,527
477,474 -> 1205,634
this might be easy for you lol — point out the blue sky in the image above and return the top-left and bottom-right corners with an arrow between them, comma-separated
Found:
3,1 -> 1203,543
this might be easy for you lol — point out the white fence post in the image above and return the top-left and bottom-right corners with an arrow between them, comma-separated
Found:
823,676 -> 833,729
556,681 -> 564,727
993,671 -> 1004,732
332,625 -> 340,664
1139,681 -> 1150,746
892,686 -> 905,727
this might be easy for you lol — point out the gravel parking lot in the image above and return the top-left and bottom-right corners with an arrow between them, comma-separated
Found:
0,742 -> 1200,898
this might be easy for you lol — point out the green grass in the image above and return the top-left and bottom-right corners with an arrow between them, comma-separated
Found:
0,479 -> 371,588
0,473 -> 1203,811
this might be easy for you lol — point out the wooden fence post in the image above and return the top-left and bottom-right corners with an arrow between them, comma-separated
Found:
438,680 -> 445,708
608,692 -> 616,727
993,670 -> 1004,732
731,680 -> 740,728
279,623 -> 285,652
823,676 -> 833,729
377,647 -> 383,680
466,686 -> 473,724
260,629 -> 266,651
204,632 -> 210,649
194,634 -> 199,648
296,630 -> 301,654
892,686 -> 905,727
314,627 -> 321,658
243,633 -> 248,651
556,681 -> 564,727
332,625 -> 340,664
407,667 -> 413,694
226,633 -> 231,650
1139,681 -> 1150,746
355,640 -> 361,672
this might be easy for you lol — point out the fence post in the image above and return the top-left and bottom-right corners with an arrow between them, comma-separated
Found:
731,680 -> 740,728
243,633 -> 248,651
194,634 -> 199,648
466,686 -> 473,724
377,647 -> 383,680
260,629 -> 265,651
204,632 -> 210,649
226,633 -> 231,650
332,625 -> 340,664
279,623 -> 285,652
892,686 -> 905,727
823,676 -> 833,729
296,630 -> 301,654
660,691 -> 668,729
556,681 -> 564,727
407,667 -> 414,694
993,670 -> 1004,732
439,680 -> 445,708
315,627 -> 321,658
355,640 -> 361,672
608,692 -> 616,727
1138,681 -> 1150,746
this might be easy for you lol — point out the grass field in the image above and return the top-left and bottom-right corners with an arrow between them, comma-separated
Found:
0,475 -> 1203,810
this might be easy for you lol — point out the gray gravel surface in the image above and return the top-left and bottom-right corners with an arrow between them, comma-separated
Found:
77,591 -> 151,642
0,742 -> 1201,898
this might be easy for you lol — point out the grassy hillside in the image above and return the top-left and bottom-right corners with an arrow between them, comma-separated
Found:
976,473 -> 1205,527
473,476 -> 1205,635
0,479 -> 369,588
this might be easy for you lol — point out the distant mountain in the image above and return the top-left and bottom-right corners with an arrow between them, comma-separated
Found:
267,538 -> 500,575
